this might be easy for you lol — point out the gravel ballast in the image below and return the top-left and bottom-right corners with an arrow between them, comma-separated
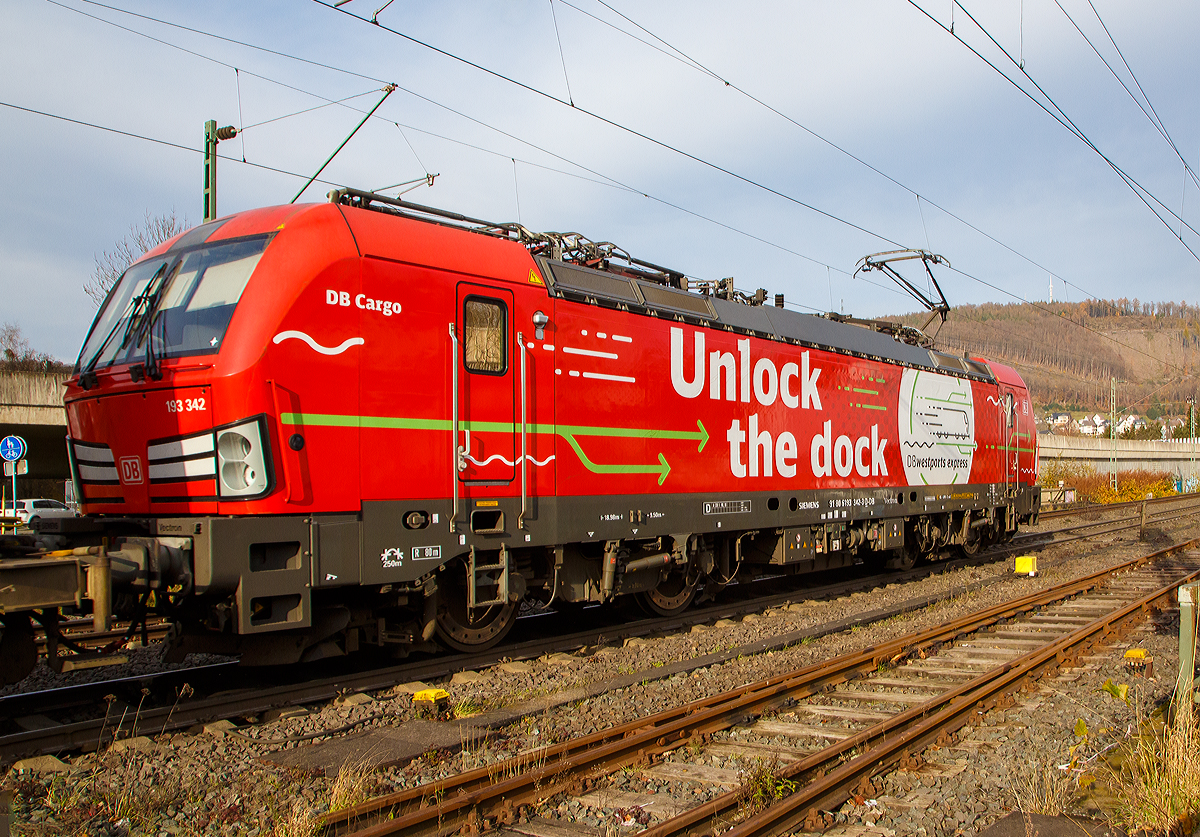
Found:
3,517 -> 1196,836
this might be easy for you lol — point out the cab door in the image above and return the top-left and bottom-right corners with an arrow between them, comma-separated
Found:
455,285 -> 516,485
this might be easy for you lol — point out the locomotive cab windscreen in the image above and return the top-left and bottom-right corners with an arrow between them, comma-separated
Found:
76,234 -> 271,373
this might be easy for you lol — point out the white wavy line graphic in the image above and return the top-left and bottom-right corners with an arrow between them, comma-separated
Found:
985,395 -> 1003,407
466,453 -> 556,467
273,330 -> 364,355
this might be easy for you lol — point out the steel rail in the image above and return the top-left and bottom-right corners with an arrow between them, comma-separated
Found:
6,496 -> 1193,763
1005,498 -> 1200,554
706,559 -> 1200,837
0,556 -> 1015,762
321,537 -> 1200,837
1039,491 -> 1199,520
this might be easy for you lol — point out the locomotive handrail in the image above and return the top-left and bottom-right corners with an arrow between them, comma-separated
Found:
449,323 -> 459,534
518,331 -> 528,530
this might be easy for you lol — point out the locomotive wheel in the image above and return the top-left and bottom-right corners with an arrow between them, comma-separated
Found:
959,534 -> 984,557
635,570 -> 698,616
434,565 -> 519,652
885,548 -> 916,572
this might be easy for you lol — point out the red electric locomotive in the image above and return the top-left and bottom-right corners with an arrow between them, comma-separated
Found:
53,189 -> 1039,665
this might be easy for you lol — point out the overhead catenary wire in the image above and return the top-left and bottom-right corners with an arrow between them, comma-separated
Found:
547,0 -> 575,107
36,0 -> 1196,367
1074,0 -> 1199,191
51,0 -> 1109,318
239,89 -> 382,132
908,0 -> 1200,263
549,0 -> 1116,310
946,262 -> 1190,376
315,0 -> 907,249
38,0 -> 883,294
234,68 -> 246,161
0,100 -> 344,189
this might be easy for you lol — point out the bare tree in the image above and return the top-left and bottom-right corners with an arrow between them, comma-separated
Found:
85,211 -> 187,307
0,322 -> 33,361
0,322 -> 66,372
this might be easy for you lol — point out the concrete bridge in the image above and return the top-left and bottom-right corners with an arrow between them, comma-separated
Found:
0,371 -> 69,487
1037,434 -> 1200,479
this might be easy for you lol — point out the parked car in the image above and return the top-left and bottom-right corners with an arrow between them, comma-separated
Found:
2,498 -> 79,525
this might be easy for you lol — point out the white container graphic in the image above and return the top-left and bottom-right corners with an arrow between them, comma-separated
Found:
898,368 -> 976,486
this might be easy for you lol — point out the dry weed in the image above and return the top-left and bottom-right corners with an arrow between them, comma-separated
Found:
328,754 -> 377,812
1039,460 -> 1177,504
1107,702 -> 1200,833
1012,759 -> 1074,817
271,797 -> 322,837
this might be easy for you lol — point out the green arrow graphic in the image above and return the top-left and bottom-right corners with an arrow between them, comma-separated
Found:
561,434 -> 672,485
279,413 -> 706,483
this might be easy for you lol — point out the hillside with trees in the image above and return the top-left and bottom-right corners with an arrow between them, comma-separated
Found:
894,299 -> 1200,414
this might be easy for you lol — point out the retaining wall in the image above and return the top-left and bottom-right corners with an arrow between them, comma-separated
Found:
1038,433 -> 1200,476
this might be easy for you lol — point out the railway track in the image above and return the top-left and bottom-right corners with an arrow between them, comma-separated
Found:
1038,490 -> 1198,521
319,538 -> 1200,837
0,551 -> 1028,763
3,493 -> 1194,763
1009,492 -> 1200,552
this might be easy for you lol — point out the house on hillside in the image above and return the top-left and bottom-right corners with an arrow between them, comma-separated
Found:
1049,412 -> 1072,429
1079,415 -> 1111,437
1115,415 -> 1147,435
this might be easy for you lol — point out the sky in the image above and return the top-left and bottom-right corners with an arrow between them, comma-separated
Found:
2,0 -> 1199,362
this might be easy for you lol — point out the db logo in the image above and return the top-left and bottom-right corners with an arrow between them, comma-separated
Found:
119,456 -> 143,485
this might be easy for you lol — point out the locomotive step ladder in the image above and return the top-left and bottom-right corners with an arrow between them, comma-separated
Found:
467,544 -> 510,609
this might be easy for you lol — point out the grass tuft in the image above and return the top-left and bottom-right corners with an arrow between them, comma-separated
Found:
736,758 -> 796,818
1106,702 -> 1200,833
1012,758 -> 1074,816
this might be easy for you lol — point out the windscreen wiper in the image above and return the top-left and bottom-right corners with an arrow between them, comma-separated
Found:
127,264 -> 178,383
78,263 -> 168,390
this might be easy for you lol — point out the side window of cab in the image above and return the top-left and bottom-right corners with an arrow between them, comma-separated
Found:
463,297 -> 506,374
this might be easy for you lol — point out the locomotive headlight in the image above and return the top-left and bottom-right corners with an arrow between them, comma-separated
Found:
216,416 -> 272,499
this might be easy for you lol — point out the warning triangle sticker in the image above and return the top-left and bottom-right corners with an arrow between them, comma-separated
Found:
528,269 -> 545,285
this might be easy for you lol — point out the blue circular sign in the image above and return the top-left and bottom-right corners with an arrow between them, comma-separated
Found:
0,435 -> 26,462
